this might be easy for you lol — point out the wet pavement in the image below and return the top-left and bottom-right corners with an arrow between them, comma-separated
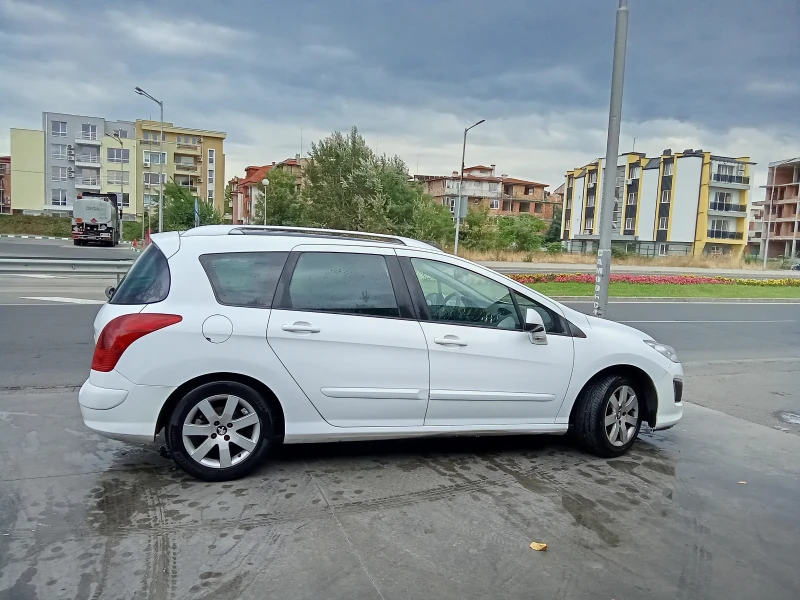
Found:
1,390 -> 798,600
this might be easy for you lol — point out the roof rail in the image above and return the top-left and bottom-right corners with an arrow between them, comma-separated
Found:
229,225 -> 408,246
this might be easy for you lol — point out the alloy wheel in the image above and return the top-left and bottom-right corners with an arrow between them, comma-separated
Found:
604,385 -> 638,447
182,394 -> 261,468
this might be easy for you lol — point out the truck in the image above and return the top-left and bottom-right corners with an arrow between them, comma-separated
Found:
71,192 -> 122,247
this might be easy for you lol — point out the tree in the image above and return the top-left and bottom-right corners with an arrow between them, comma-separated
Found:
162,180 -> 223,231
410,192 -> 454,246
302,127 -> 390,233
545,210 -> 563,242
497,214 -> 546,251
461,203 -> 497,250
253,167 -> 306,226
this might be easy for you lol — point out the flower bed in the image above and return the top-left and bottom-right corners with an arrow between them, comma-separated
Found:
508,273 -> 800,287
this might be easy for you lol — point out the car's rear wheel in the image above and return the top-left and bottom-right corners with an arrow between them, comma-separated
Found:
166,381 -> 275,481
573,375 -> 642,457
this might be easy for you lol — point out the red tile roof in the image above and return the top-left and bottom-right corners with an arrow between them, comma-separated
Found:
464,165 -> 493,171
501,177 -> 548,187
238,165 -> 272,186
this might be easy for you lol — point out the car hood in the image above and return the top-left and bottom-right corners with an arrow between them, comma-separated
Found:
559,304 -> 651,341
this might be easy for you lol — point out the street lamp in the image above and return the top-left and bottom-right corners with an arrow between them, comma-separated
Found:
134,86 -> 164,233
261,178 -> 270,226
453,119 -> 485,255
104,133 -> 133,241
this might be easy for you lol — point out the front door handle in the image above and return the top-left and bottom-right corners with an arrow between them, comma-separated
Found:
282,322 -> 320,334
434,336 -> 467,347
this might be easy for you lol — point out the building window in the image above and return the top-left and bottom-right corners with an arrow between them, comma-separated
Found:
566,198 -> 572,209
80,124 -> 97,140
51,166 -> 67,182
208,149 -> 215,164
51,189 -> 68,205
586,195 -> 595,207
518,202 -> 530,213
143,173 -> 166,185
627,192 -> 636,205
113,129 -> 128,139
629,166 -> 640,179
107,171 -> 130,185
144,151 -> 166,165
709,245 -> 723,256
661,190 -> 670,203
625,217 -> 634,230
663,162 -> 673,176
107,148 -> 130,163
717,163 -> 735,176
585,217 -> 594,230
51,144 -> 67,159
208,169 -> 214,184
534,203 -> 543,214
658,243 -> 668,256
658,217 -> 668,230
588,172 -> 597,184
143,194 -> 158,207
207,189 -> 214,201
489,198 -> 499,209
710,219 -> 730,231
51,121 -> 67,137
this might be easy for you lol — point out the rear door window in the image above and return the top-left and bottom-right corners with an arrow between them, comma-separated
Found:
110,244 -> 170,304
199,252 -> 289,308
282,252 -> 400,318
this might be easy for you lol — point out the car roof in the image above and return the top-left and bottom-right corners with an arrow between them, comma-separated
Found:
177,225 -> 444,252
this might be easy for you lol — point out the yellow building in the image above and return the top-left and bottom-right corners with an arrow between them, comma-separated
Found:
561,149 -> 753,257
134,121 -> 226,217
9,128 -> 44,212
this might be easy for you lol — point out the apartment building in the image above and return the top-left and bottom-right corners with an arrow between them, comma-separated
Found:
227,156 -> 308,224
0,156 -> 9,214
419,165 -> 555,221
9,128 -> 44,214
41,112 -> 137,217
757,157 -> 800,259
561,149 -> 753,257
134,121 -> 226,218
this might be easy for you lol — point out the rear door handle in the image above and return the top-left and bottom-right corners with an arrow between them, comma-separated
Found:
434,336 -> 467,347
282,323 -> 320,334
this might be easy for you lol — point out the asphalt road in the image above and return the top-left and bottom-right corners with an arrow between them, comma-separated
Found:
1,238 -> 799,598
0,236 -> 135,260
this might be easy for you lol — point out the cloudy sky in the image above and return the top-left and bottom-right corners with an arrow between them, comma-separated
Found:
1,0 -> 798,192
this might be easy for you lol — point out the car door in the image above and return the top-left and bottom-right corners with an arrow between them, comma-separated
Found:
398,253 -> 575,426
267,246 -> 430,427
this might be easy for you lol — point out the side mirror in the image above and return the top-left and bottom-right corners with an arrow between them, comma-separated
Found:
104,286 -> 116,300
524,308 -> 547,345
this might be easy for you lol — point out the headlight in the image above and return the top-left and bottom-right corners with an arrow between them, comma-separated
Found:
645,340 -> 679,362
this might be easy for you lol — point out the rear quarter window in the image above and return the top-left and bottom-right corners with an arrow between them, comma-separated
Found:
199,252 -> 289,308
110,244 -> 170,304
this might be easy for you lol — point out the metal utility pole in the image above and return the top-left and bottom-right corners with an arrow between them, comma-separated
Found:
261,177 -> 270,226
593,0 -> 629,318
453,119 -> 485,255
135,87 -> 164,232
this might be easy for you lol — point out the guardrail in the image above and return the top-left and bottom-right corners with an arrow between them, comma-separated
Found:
0,257 -> 135,283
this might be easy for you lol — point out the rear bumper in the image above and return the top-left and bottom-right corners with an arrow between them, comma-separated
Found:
653,363 -> 683,431
78,371 -> 175,444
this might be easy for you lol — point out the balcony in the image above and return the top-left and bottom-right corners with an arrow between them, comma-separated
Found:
175,143 -> 201,155
74,154 -> 101,168
707,229 -> 743,240
74,176 -> 101,190
178,183 -> 198,193
175,163 -> 197,172
75,131 -> 101,146
710,173 -> 750,188
0,164 -> 8,175
774,195 -> 799,205
708,201 -> 747,216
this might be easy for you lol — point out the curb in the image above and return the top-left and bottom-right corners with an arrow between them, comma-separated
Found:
549,296 -> 800,303
0,233 -> 132,245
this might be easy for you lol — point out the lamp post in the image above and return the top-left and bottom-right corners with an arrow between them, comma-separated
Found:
261,178 -> 270,225
593,0 -> 629,318
453,119 -> 485,255
134,86 -> 164,232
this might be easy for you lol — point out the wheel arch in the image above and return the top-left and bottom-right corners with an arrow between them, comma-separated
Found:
155,372 -> 286,439
569,364 -> 658,428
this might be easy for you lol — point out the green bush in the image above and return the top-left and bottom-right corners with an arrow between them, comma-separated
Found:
544,241 -> 563,254
0,214 -> 72,237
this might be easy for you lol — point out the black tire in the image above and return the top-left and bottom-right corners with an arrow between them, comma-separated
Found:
73,239 -> 80,246
573,375 -> 642,458
166,381 -> 275,481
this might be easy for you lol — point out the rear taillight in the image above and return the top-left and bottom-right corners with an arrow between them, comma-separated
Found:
91,314 -> 182,372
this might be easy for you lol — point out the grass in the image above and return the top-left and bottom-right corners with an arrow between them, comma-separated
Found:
527,282 -> 800,298
0,214 -> 144,241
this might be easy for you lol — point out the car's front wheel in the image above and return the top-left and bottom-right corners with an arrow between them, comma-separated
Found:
166,381 -> 275,481
573,375 -> 642,457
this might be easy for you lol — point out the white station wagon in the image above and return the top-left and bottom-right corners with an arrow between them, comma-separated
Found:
79,226 -> 683,481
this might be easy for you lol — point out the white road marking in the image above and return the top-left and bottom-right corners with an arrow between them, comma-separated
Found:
21,297 -> 106,305
621,319 -> 796,324
7,274 -> 65,279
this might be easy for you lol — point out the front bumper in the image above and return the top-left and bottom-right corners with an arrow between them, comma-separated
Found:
78,371 -> 176,444
652,362 -> 684,430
